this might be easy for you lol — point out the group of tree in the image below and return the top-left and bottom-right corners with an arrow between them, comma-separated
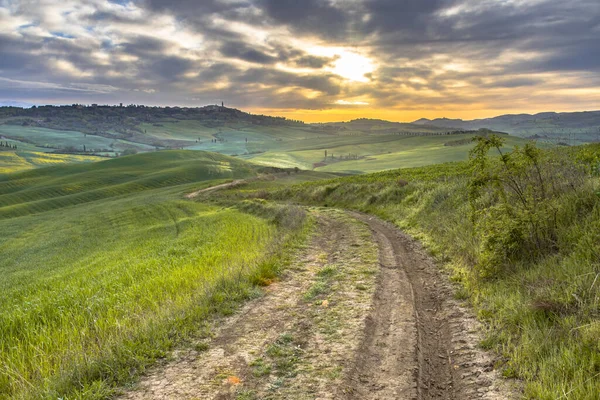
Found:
323,149 -> 362,161
0,141 -> 17,150
0,104 -> 304,138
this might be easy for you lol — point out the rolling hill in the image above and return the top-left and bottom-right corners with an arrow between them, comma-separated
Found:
0,151 -> 260,218
414,110 -> 600,143
0,150 -> 320,399
246,129 -> 544,174
1,104 -> 545,175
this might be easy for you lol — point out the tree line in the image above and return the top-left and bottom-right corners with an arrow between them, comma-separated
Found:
0,141 -> 17,150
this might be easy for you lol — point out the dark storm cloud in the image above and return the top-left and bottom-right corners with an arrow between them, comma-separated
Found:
293,55 -> 336,69
143,0 -> 249,14
88,10 -> 144,24
0,34 -> 41,71
232,68 -> 342,96
217,40 -> 338,68
266,41 -> 339,69
148,56 -> 195,80
119,36 -> 171,57
0,33 -> 89,80
515,37 -> 600,73
359,1 -> 599,58
257,0 -> 351,39
363,0 -> 451,35
482,78 -> 544,89
219,40 -> 278,64
142,0 -> 255,24
197,63 -> 243,82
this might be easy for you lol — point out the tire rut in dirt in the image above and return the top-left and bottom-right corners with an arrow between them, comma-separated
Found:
346,227 -> 418,399
350,213 -> 514,400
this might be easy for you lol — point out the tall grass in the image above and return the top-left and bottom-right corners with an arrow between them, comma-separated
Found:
0,151 -> 309,399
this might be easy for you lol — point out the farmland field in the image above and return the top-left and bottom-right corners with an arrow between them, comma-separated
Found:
1,139 -> 598,399
0,151 -> 103,175
0,151 -> 311,399
1,109 -> 594,400
0,125 -> 154,157
2,114 -> 542,175
113,122 -> 545,173
247,132 -> 542,173
5,126 -> 542,174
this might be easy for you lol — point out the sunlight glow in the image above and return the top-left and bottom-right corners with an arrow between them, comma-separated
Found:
335,100 -> 370,105
330,51 -> 375,82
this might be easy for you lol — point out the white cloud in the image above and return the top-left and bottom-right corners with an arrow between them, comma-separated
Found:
0,77 -> 118,93
335,100 -> 369,105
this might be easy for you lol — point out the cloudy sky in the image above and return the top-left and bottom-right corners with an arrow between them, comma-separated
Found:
1,0 -> 599,122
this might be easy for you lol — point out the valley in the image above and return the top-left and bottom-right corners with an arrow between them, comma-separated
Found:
0,105 -> 554,175
1,108 -> 598,400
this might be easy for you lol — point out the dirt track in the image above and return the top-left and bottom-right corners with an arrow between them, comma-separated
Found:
185,180 -> 245,199
120,210 -> 517,399
351,213 -> 515,399
346,214 -> 418,399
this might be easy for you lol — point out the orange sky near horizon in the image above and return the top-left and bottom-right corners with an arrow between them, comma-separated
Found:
247,105 -> 600,124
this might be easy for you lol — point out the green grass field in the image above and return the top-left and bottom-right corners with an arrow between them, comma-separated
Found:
0,151 -> 258,218
0,151 -> 103,175
0,151 -> 311,399
0,125 -> 153,156
3,120 -> 546,175
122,119 -> 546,174
0,105 -> 595,400
247,133 -> 541,173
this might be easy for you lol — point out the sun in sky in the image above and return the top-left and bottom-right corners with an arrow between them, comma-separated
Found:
305,45 -> 375,83
329,51 -> 375,83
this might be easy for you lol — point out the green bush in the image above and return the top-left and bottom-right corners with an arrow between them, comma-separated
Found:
468,136 -> 587,277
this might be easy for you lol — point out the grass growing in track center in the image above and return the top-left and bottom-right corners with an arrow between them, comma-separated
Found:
0,151 -> 311,399
234,142 -> 600,399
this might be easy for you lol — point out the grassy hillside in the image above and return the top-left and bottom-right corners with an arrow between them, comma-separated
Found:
0,125 -> 154,157
5,105 -> 595,176
0,122 -> 516,174
0,151 -> 311,399
0,150 -> 103,175
415,110 -> 600,144
0,105 -> 310,156
6,105 -> 510,175
218,141 -> 600,399
249,132 -> 538,173
3,139 -> 598,399
3,104 -> 557,175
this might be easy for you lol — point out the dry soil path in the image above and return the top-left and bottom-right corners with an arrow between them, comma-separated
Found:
185,180 -> 245,199
119,209 -> 517,400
